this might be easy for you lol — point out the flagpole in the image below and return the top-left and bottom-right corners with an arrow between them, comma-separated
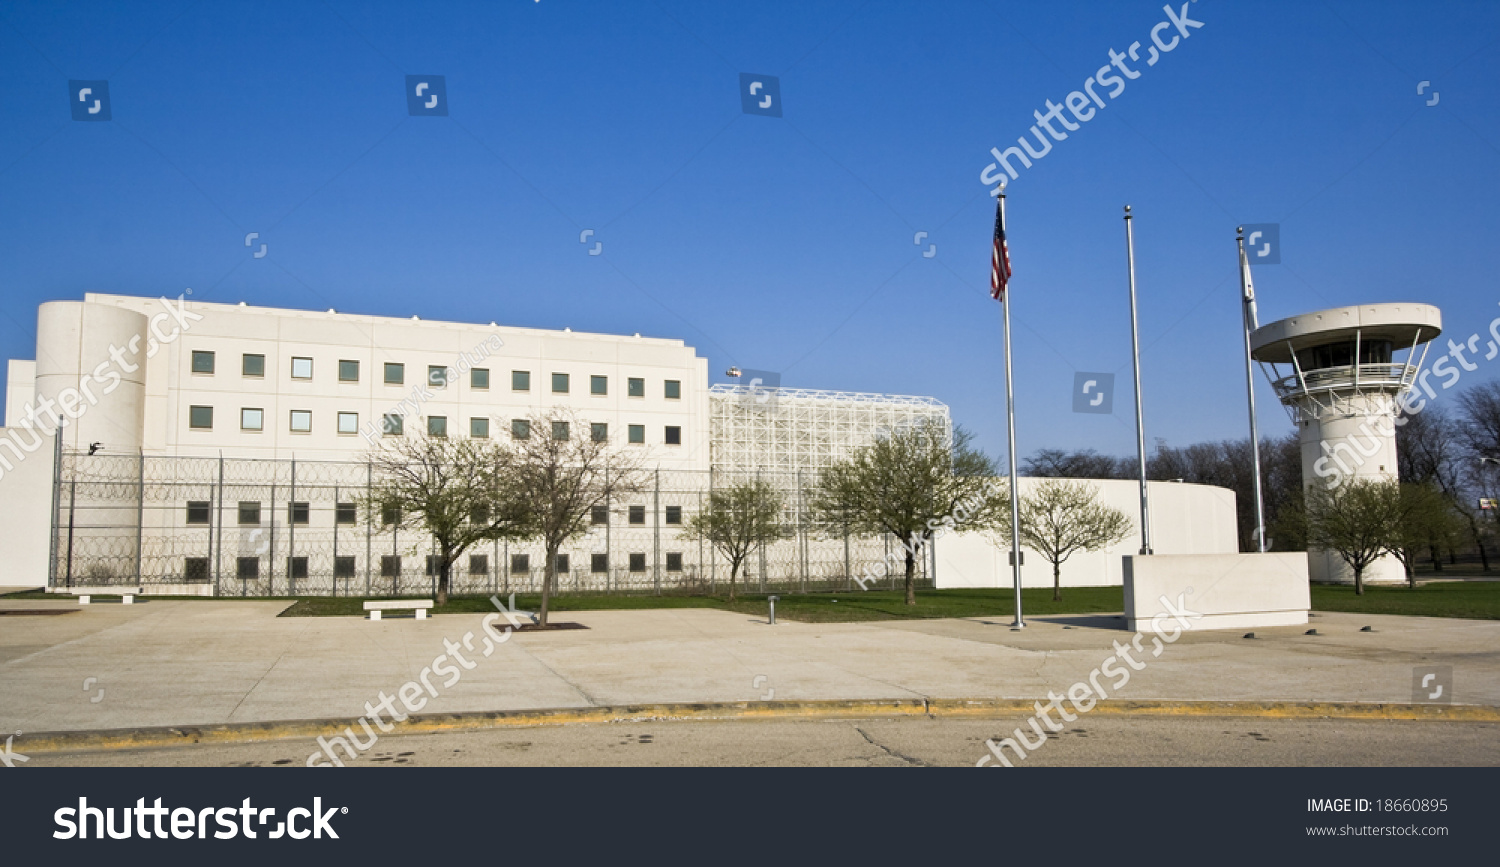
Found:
1124,205 -> 1152,555
1237,228 -> 1268,552
998,185 -> 1024,629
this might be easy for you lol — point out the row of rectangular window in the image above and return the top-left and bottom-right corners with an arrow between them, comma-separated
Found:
197,552 -> 686,581
192,352 -> 682,398
190,406 -> 682,445
186,501 -> 686,527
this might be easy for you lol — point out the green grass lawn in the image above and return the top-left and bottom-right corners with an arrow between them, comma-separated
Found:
1310,581 -> 1500,620
277,587 -> 1126,622
14,579 -> 1500,622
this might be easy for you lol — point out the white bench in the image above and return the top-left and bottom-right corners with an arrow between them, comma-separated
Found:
364,599 -> 434,620
71,589 -> 142,605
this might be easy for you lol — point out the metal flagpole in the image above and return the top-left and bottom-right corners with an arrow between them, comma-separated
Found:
997,185 -> 1024,629
1237,228 -> 1268,552
1124,206 -> 1152,555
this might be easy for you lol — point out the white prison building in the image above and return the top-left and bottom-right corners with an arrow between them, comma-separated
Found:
0,293 -> 1238,595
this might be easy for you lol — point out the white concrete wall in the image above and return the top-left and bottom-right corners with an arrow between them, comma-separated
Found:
933,478 -> 1238,590
1123,552 -> 1310,631
0,425 -> 54,590
20,293 -> 712,470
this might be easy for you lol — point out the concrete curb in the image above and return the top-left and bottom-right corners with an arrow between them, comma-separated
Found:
17,698 -> 1499,754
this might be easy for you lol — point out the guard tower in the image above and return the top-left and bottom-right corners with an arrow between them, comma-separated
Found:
1250,303 -> 1442,584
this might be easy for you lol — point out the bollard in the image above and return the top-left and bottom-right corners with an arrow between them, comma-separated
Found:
767,595 -> 779,626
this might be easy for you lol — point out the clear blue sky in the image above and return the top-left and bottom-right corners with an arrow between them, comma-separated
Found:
1,0 -> 1497,465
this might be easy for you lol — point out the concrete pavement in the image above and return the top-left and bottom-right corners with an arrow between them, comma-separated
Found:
1,596 -> 1497,737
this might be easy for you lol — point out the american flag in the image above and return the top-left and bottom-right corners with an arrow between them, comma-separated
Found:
990,193 -> 1012,300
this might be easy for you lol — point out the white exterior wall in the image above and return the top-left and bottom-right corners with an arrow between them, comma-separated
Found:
22,294 -> 710,469
933,479 -> 1239,589
0,425 -> 53,590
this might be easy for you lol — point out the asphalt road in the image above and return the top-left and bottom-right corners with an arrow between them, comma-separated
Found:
29,716 -> 1500,767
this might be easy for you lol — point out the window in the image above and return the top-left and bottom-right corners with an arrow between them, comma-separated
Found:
665,380 -> 681,399
185,501 -> 211,525
469,554 -> 488,575
628,505 -> 645,525
184,557 -> 210,582
334,556 -> 357,579
238,502 -> 261,525
384,362 -> 404,385
665,426 -> 681,445
237,557 -> 260,580
286,557 -> 309,580
291,357 -> 313,380
425,555 -> 443,577
288,502 -> 309,525
242,354 -> 265,377
471,417 -> 489,438
512,370 -> 530,391
591,375 -> 608,396
241,408 -> 263,431
289,410 -> 312,433
591,553 -> 609,574
628,424 -> 645,444
335,502 -> 357,525
665,505 -> 682,525
472,368 -> 490,389
191,350 -> 215,374
555,554 -> 570,574
428,416 -> 448,437
380,555 -> 402,578
338,412 -> 358,435
552,372 -> 569,393
339,360 -> 360,382
666,552 -> 683,572
552,421 -> 569,441
382,413 -> 403,436
189,405 -> 213,430
381,504 -> 400,526
470,505 -> 490,525
428,365 -> 448,388
510,554 -> 530,574
627,377 -> 644,398
629,553 -> 647,573
591,422 -> 608,443
511,419 -> 530,440
591,504 -> 608,525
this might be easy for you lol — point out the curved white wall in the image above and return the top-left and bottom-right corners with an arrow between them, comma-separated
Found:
34,301 -> 148,454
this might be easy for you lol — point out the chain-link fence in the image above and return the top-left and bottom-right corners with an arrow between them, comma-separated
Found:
50,452 -> 930,597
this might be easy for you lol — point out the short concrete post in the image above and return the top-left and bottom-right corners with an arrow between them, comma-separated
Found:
767,595 -> 778,626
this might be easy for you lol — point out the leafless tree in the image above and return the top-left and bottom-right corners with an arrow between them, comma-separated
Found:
508,409 -> 644,626
365,434 -> 530,605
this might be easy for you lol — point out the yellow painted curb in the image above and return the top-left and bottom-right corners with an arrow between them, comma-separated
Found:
16,698 -> 1499,754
